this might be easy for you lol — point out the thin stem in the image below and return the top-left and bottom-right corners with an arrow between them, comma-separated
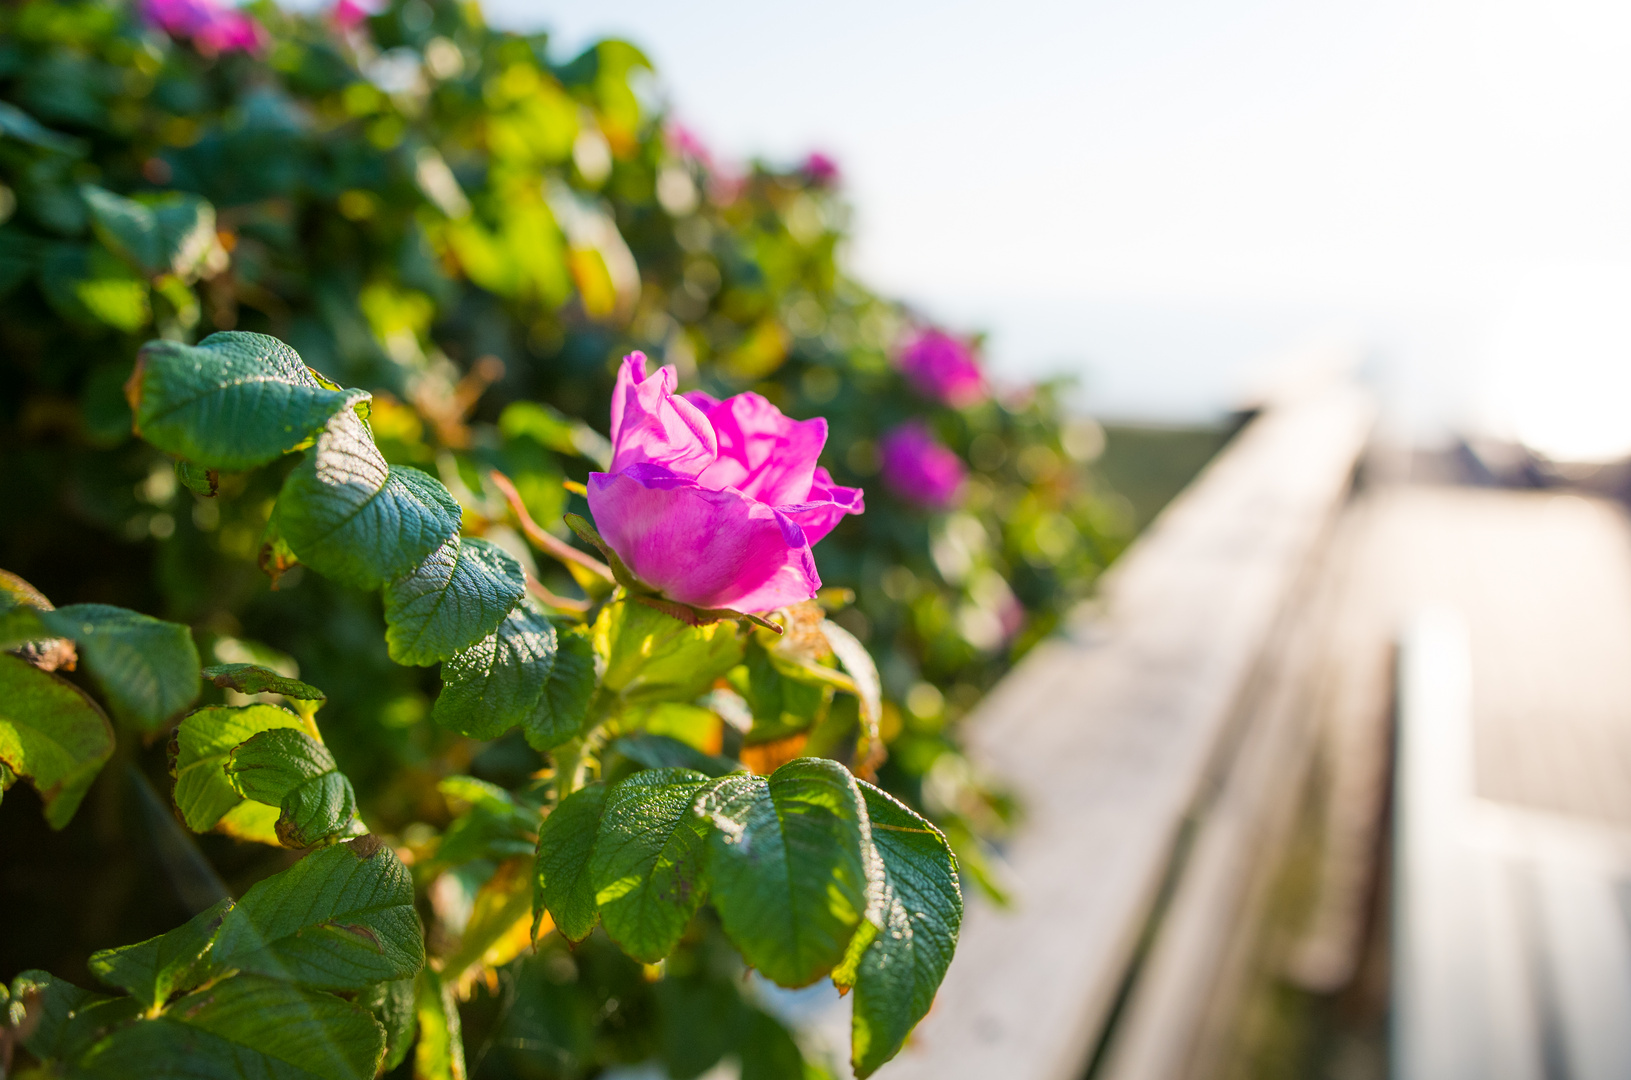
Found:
525,575 -> 590,614
489,469 -> 614,583
553,695 -> 616,802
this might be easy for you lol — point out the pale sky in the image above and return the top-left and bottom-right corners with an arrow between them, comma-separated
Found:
496,0 -> 1631,453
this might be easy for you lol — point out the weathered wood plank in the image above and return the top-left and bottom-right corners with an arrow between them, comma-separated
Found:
879,382 -> 1374,1080
1095,477 -> 1350,1080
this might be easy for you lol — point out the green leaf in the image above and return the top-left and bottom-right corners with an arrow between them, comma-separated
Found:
87,898 -> 233,1010
0,101 -> 87,156
39,243 -> 149,332
823,618 -> 884,768
413,968 -> 467,1080
698,758 -> 873,987
36,604 -> 200,734
74,974 -> 385,1080
9,971 -> 142,1065
433,600 -> 595,751
0,653 -> 115,829
655,975 -> 741,1080
611,733 -> 743,778
175,458 -> 218,496
383,535 -> 526,666
274,407 -> 461,589
498,399 -> 612,467
169,704 -> 306,834
227,727 -> 360,848
0,601 -> 52,652
437,776 -> 541,866
591,768 -> 714,962
842,782 -> 963,1078
130,332 -> 368,472
210,836 -> 424,990
593,597 -> 745,705
201,662 -> 326,705
739,1008 -> 806,1080
362,977 -> 417,1073
731,640 -> 832,745
533,781 -> 607,942
9,970 -> 100,1061
82,185 -> 218,280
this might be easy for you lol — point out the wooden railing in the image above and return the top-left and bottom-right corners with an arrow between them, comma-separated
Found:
876,375 -> 1376,1080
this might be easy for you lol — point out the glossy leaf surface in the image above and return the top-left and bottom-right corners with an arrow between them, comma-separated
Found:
591,768 -> 714,962
0,653 -> 115,829
434,600 -> 594,751
87,897 -> 233,1010
273,407 -> 460,590
201,663 -> 325,705
362,977 -> 417,1073
698,758 -> 873,987
844,781 -> 962,1078
533,781 -> 606,942
227,727 -> 359,847
129,332 -> 365,472
75,974 -> 385,1080
594,598 -> 745,705
383,535 -> 525,666
170,704 -> 305,834
37,604 -> 199,733
210,837 -> 424,990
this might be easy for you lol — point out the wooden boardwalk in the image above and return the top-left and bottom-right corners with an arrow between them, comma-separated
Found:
873,378 -> 1377,1080
865,425 -> 1631,1078
774,359 -> 1631,1080
1383,488 -> 1631,1080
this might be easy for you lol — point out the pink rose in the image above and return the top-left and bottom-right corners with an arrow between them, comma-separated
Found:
668,123 -> 713,168
897,328 -> 987,408
880,421 -> 966,510
332,0 -> 376,31
143,0 -> 264,53
802,151 -> 840,185
586,354 -> 864,613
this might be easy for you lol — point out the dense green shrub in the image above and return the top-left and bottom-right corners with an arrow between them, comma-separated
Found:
0,0 -> 1128,1075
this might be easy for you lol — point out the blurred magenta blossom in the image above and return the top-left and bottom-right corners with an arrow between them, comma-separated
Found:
880,421 -> 967,510
587,353 -> 864,613
142,0 -> 264,53
897,328 -> 987,408
668,123 -> 713,167
803,152 -> 840,185
331,0 -> 377,31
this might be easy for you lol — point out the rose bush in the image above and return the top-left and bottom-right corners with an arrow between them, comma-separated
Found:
0,0 -> 1132,1075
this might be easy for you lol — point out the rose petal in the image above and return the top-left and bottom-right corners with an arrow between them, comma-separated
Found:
779,467 -> 865,546
693,392 -> 827,505
587,466 -> 822,612
608,353 -> 718,476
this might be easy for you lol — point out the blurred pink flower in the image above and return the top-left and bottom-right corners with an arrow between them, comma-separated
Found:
897,328 -> 987,408
803,151 -> 840,185
332,0 -> 377,31
586,353 -> 864,613
880,421 -> 967,510
143,0 -> 264,53
668,123 -> 713,167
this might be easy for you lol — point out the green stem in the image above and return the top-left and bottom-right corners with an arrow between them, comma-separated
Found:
553,693 -> 617,801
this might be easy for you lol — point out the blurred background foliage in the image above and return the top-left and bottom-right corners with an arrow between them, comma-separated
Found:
0,0 -> 1137,1073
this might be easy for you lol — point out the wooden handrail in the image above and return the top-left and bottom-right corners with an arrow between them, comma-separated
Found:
870,377 -> 1375,1080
